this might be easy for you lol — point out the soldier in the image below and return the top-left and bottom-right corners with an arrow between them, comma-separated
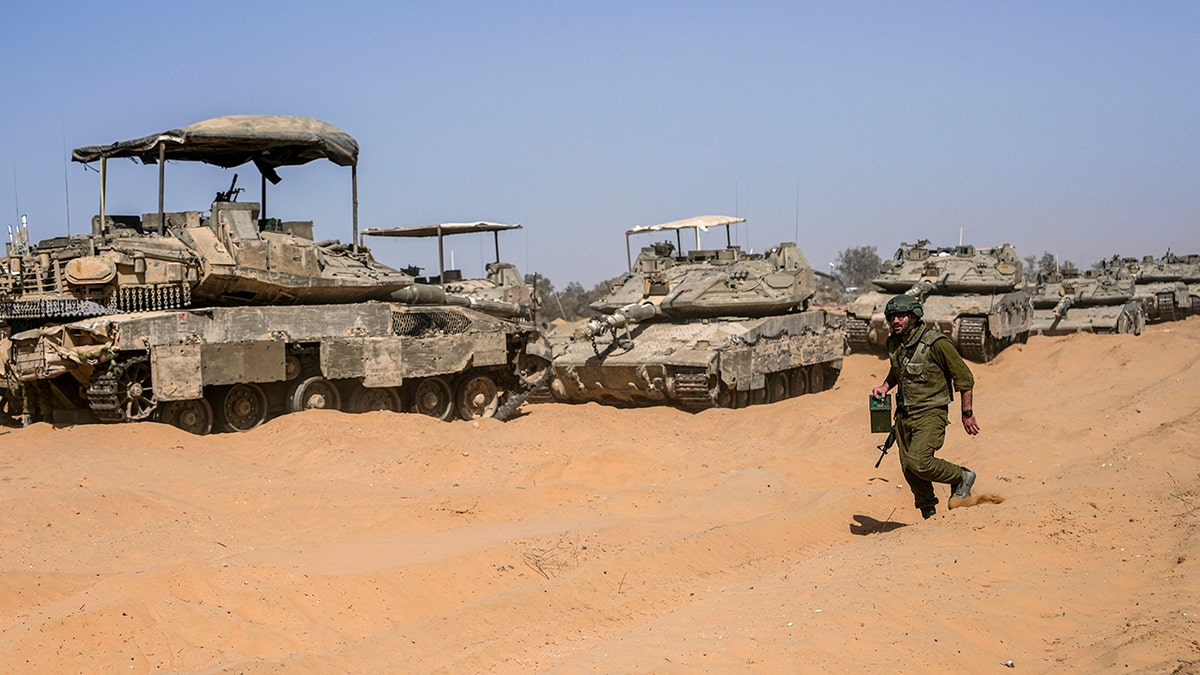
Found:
871,295 -> 980,519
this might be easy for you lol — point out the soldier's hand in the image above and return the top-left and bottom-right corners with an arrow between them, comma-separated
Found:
871,385 -> 889,401
963,414 -> 980,436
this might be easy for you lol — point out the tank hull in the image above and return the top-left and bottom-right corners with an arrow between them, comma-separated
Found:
4,301 -> 550,432
548,310 -> 844,410
845,291 -> 1032,362
1135,282 -> 1194,323
1032,301 -> 1145,336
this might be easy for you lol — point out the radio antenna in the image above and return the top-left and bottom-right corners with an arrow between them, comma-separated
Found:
61,113 -> 72,236
794,177 -> 800,243
10,128 -> 18,228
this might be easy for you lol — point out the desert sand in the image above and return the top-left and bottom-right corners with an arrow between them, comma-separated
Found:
1,317 -> 1197,673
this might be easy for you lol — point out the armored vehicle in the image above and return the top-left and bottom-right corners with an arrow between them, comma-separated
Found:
1030,259 -> 1145,335
0,116 -> 414,328
845,241 -> 1032,362
1,116 -> 551,433
1133,252 -> 1200,321
362,221 -> 536,314
547,215 -> 844,410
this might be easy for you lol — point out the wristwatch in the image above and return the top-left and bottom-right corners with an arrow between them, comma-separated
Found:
962,409 -> 974,417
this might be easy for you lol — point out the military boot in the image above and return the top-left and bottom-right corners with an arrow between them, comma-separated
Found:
951,467 -> 976,501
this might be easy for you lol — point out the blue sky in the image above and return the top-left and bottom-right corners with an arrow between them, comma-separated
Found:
2,1 -> 1196,287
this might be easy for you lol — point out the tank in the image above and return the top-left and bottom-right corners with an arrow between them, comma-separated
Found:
362,221 -> 537,314
0,116 -> 551,433
844,241 -> 1032,362
1029,258 -> 1145,335
1133,252 -> 1200,321
546,215 -> 845,410
0,116 -> 414,329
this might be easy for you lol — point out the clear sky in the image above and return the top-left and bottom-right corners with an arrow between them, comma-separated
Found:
2,1 -> 1197,288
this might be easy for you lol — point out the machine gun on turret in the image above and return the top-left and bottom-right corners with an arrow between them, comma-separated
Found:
214,173 -> 243,203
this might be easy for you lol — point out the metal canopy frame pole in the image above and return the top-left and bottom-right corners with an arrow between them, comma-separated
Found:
97,157 -> 106,236
625,232 -> 633,271
157,144 -> 165,235
493,230 -> 501,263
351,165 -> 359,253
437,224 -> 445,278
261,173 -> 267,222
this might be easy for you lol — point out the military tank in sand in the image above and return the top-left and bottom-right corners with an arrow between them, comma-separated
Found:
1133,252 -> 1200,322
0,116 -> 550,433
546,215 -> 845,410
844,241 -> 1032,362
1029,259 -> 1145,335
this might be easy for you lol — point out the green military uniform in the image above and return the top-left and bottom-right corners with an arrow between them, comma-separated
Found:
887,323 -> 975,511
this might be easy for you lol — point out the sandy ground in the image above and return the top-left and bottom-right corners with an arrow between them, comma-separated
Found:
1,317 -> 1198,673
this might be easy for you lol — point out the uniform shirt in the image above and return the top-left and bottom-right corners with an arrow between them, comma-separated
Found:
888,324 -> 975,412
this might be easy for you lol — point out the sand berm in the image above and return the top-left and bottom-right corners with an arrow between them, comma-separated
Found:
1,318 -> 1197,672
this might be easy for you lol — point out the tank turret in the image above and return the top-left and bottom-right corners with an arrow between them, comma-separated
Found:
0,116 -> 413,328
845,240 -> 1032,361
547,216 -> 844,410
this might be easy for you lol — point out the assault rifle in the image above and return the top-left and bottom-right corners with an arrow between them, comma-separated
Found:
874,427 -> 896,468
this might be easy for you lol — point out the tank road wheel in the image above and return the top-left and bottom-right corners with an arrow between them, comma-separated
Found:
112,356 -> 158,422
218,383 -> 269,432
348,386 -> 402,413
288,376 -> 342,413
456,373 -> 500,420
731,389 -> 750,409
0,388 -> 20,427
789,368 -> 808,397
161,398 -> 213,435
412,377 -> 455,421
749,388 -> 768,406
808,364 -> 826,393
766,372 -> 790,403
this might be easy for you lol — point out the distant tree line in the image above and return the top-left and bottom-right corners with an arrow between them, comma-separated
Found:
524,274 -> 620,322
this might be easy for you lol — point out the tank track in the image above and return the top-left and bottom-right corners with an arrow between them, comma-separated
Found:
673,372 -> 715,411
1156,291 -> 1178,321
494,366 -> 553,421
845,318 -> 872,352
957,316 -> 990,362
85,371 -> 123,423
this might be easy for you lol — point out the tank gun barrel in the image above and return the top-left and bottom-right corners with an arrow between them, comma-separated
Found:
391,283 -> 531,318
574,302 -> 659,340
904,279 -> 937,299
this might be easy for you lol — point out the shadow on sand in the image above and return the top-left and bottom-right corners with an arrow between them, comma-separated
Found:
850,514 -> 908,535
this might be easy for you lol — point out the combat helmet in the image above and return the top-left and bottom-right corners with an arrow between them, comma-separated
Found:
884,294 -> 924,318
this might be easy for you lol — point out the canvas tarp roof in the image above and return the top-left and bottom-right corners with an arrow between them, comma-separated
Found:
625,215 -> 744,236
71,115 -> 358,183
363,222 -> 522,238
